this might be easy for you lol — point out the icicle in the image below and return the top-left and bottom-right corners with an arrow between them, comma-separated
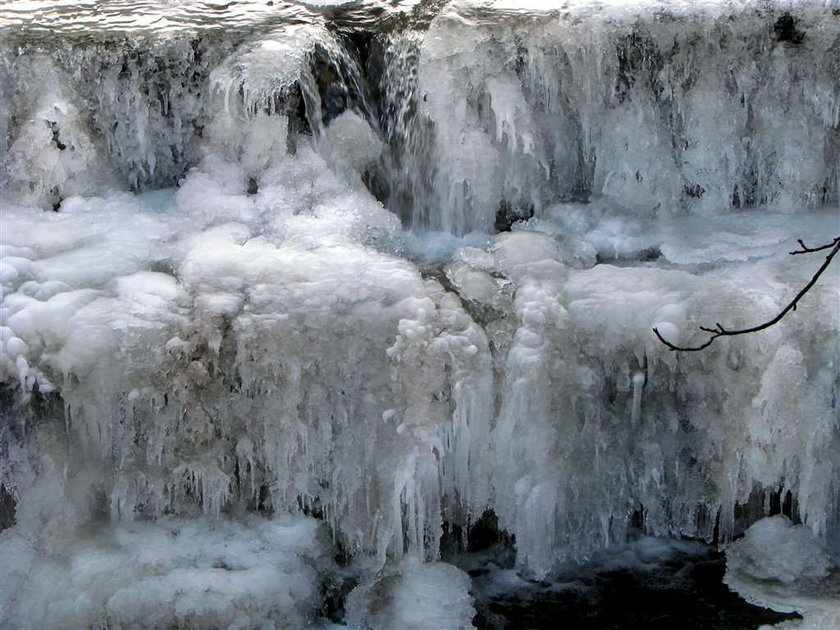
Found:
631,371 -> 645,426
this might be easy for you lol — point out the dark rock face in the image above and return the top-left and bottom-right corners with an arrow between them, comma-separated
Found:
0,484 -> 15,531
774,13 -> 805,44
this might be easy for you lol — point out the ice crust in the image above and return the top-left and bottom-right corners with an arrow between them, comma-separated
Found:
1,1 -> 839,627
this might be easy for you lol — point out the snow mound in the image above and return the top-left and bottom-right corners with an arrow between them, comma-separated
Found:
347,557 -> 476,630
0,515 -> 330,630
725,516 -> 840,629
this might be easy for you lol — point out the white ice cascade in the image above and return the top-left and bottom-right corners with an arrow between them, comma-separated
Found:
382,1 -> 840,233
0,1 -> 839,628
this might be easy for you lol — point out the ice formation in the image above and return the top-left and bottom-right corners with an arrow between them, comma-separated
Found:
387,0 -> 840,232
726,516 -> 840,629
0,0 -> 839,627
346,557 -> 476,630
0,515 -> 332,629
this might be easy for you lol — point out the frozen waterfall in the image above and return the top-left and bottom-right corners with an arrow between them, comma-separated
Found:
0,0 -> 838,628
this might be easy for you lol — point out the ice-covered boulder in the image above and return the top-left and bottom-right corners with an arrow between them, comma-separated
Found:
725,516 -> 840,630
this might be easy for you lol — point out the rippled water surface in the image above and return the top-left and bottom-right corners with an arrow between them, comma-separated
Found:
0,0 -> 430,34
0,0 -> 807,38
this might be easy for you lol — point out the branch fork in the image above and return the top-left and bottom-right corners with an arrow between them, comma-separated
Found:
653,237 -> 840,352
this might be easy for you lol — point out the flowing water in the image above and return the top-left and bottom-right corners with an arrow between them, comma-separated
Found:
0,1 -> 838,628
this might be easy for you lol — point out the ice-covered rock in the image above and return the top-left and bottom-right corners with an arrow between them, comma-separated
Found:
726,515 -> 832,585
725,516 -> 840,629
346,557 -> 476,630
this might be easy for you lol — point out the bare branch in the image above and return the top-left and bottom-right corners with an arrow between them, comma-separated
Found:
653,236 -> 840,352
790,238 -> 839,255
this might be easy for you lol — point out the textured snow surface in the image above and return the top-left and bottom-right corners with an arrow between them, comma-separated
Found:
727,515 -> 832,585
0,514 -> 330,629
346,557 -> 476,630
1,0 -> 839,626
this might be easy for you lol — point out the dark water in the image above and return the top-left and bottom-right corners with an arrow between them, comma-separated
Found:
464,542 -> 800,630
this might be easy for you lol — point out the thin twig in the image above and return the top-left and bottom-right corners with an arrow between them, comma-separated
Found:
789,238 -> 838,255
653,236 -> 840,352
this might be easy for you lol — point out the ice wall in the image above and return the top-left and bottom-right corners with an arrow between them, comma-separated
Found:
0,86 -> 493,567
0,20 -> 493,626
380,0 -> 840,232
448,214 -> 839,576
0,1 -> 839,626
0,34 -> 241,206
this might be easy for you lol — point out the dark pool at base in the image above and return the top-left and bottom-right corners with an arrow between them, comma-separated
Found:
470,549 -> 800,630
